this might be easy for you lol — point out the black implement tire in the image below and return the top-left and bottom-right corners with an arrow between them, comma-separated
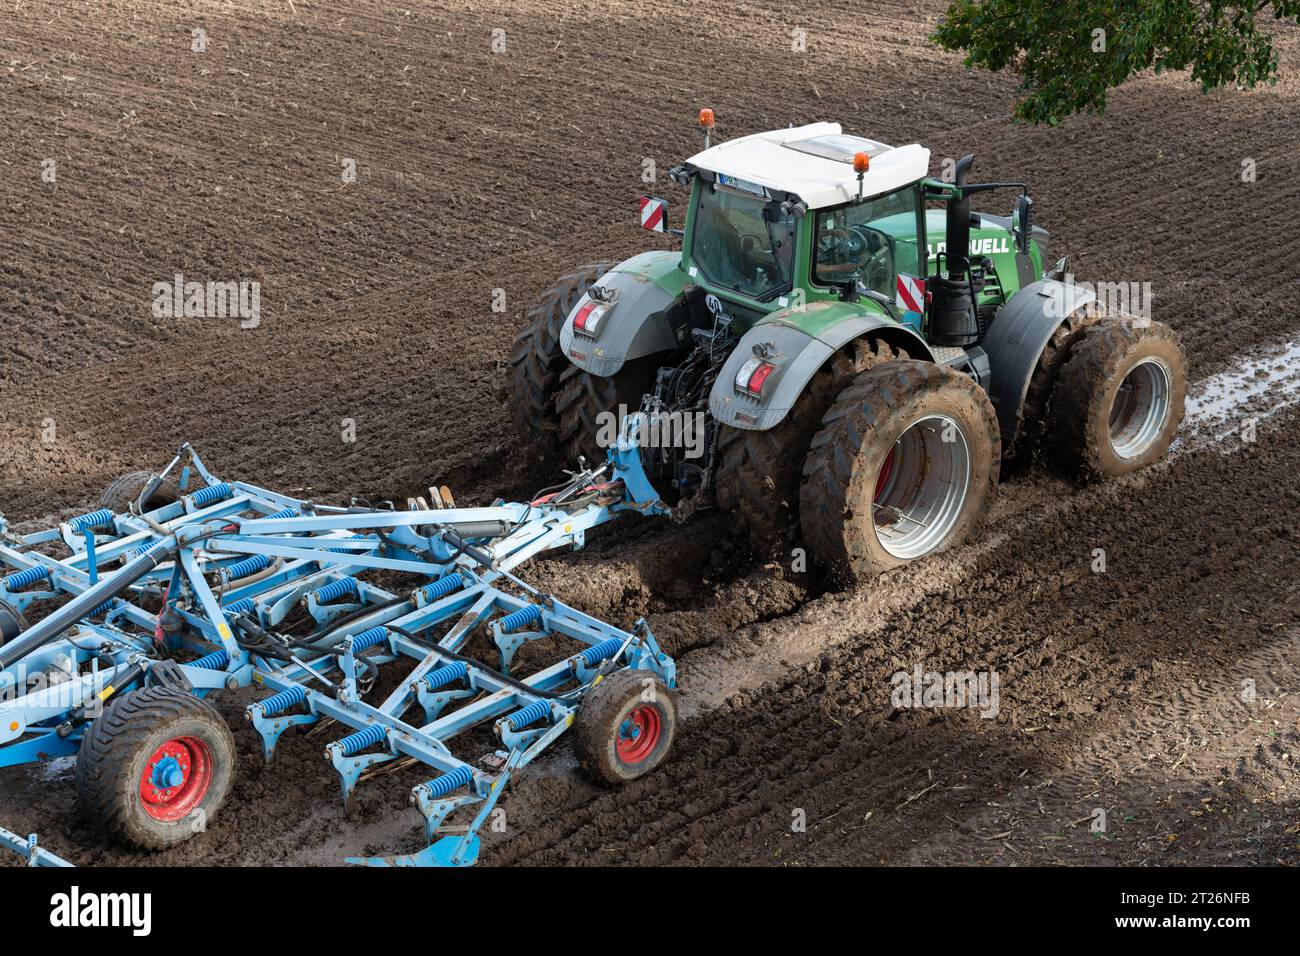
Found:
508,262 -> 614,457
99,471 -> 180,514
1050,318 -> 1186,480
554,358 -> 660,468
76,687 -> 237,851
575,670 -> 677,786
715,337 -> 908,559
800,361 -> 1000,583
0,599 -> 25,645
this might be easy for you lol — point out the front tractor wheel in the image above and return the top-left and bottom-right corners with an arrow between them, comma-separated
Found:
1050,319 -> 1186,479
800,361 -> 1000,583
76,687 -> 237,851
575,670 -> 677,786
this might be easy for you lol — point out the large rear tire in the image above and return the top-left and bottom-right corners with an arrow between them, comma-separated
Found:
508,262 -> 613,459
554,358 -> 660,468
76,687 -> 237,851
715,337 -> 908,559
1050,318 -> 1186,479
800,361 -> 1000,583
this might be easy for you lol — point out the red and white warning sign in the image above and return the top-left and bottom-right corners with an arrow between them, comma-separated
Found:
639,195 -> 667,233
896,273 -> 926,314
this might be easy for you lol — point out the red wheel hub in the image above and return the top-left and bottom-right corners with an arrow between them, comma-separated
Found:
875,445 -> 898,501
138,736 -> 213,822
616,705 -> 661,765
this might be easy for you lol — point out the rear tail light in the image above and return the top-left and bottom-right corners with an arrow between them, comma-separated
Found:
735,357 -> 777,396
573,301 -> 609,336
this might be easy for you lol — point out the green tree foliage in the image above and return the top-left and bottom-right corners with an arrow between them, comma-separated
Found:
933,0 -> 1300,124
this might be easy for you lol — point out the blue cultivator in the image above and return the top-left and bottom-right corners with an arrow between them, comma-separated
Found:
0,421 -> 678,867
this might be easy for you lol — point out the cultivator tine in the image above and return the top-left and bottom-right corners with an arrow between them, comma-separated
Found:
0,439 -> 677,866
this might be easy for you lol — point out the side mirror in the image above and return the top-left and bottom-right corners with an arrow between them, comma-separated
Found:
1013,194 -> 1034,255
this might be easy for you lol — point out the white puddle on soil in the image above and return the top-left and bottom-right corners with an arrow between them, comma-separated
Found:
1181,337 -> 1300,440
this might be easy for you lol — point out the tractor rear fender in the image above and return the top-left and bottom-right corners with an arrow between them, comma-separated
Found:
983,278 -> 1097,441
559,254 -> 683,377
710,312 -> 932,431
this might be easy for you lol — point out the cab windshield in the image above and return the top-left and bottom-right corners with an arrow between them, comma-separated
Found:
690,181 -> 797,301
813,185 -> 923,298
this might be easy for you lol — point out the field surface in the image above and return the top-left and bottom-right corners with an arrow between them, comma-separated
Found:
1,0 -> 1297,866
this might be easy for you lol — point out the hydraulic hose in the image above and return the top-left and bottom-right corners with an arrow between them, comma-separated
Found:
0,537 -> 178,671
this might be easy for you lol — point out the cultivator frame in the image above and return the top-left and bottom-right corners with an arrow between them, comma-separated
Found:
0,424 -> 676,867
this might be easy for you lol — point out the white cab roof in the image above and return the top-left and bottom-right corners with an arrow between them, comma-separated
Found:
687,122 -> 930,209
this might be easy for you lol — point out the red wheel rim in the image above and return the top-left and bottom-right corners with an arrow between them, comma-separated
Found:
138,736 -> 213,822
875,445 -> 898,501
616,705 -> 661,765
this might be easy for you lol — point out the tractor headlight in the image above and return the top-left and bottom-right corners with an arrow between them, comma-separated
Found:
573,301 -> 609,337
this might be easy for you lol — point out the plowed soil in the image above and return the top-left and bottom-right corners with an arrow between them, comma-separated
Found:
1,0 -> 1296,867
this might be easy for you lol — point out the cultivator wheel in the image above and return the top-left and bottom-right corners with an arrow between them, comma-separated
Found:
76,687 -> 236,851
99,470 -> 180,514
0,600 -> 25,645
1050,318 -> 1187,479
715,336 -> 908,559
800,360 -> 1000,583
575,670 -> 677,785
509,261 -> 614,455
555,358 -> 660,468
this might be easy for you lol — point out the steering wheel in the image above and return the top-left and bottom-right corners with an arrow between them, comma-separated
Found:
817,227 -> 866,260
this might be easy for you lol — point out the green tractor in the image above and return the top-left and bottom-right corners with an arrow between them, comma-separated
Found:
510,114 -> 1186,582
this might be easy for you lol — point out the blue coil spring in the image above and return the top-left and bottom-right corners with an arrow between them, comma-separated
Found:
258,685 -> 306,716
349,626 -> 388,653
189,649 -> 230,670
418,573 -> 464,603
498,604 -> 542,633
424,661 -> 468,690
311,577 -> 358,604
336,723 -> 386,756
423,765 -> 474,799
90,601 -> 113,617
189,483 -> 233,507
223,598 -> 256,619
222,554 -> 272,580
264,507 -> 297,521
68,509 -> 114,532
2,566 -> 51,591
579,638 -> 624,667
506,698 -> 550,730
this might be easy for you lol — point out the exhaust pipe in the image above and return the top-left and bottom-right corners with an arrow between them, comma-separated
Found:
926,153 -> 980,347
945,154 -> 975,281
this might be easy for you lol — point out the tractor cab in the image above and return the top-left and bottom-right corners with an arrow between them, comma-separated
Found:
671,121 -> 933,324
656,118 -> 1050,343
